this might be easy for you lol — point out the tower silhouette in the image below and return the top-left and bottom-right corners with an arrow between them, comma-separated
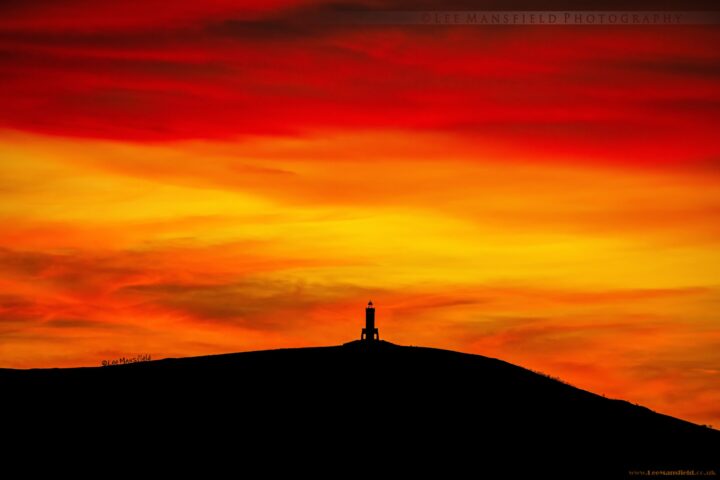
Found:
361,301 -> 379,342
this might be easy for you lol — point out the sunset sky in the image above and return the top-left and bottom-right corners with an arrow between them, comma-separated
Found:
0,1 -> 719,427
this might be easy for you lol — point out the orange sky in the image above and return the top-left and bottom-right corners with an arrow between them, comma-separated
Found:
0,1 -> 719,427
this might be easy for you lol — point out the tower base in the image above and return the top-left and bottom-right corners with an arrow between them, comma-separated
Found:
361,328 -> 379,341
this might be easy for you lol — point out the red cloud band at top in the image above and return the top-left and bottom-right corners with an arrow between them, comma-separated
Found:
0,0 -> 718,167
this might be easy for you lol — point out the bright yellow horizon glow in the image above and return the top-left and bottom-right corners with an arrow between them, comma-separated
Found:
0,129 -> 719,428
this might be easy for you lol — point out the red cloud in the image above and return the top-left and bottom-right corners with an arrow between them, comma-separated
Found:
0,2 -> 718,167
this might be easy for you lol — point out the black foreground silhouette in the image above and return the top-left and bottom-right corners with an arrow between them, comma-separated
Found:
1,302 -> 718,477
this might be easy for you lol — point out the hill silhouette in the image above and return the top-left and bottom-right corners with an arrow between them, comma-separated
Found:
2,341 -> 718,477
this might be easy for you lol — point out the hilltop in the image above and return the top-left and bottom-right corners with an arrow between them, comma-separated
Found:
2,341 -> 717,477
